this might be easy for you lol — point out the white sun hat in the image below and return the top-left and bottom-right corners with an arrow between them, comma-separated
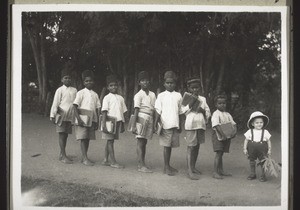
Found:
247,111 -> 269,129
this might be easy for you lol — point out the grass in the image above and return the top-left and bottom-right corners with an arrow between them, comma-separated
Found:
21,176 -> 209,207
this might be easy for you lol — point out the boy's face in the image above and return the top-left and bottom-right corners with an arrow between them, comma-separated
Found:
188,83 -> 201,96
107,82 -> 118,94
252,118 -> 264,130
83,76 -> 94,90
216,98 -> 226,112
61,75 -> 71,87
164,78 -> 176,92
139,79 -> 150,90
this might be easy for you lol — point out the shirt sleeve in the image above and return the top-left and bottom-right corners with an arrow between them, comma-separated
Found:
244,129 -> 252,140
154,94 -> 162,115
211,112 -> 220,128
133,92 -> 142,108
73,91 -> 82,107
101,95 -> 109,111
50,88 -> 61,118
264,130 -> 272,140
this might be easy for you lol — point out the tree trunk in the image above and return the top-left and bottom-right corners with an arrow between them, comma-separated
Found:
25,24 -> 48,113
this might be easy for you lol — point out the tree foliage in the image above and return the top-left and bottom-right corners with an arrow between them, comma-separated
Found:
22,11 -> 281,129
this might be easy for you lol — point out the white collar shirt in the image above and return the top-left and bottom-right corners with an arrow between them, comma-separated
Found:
211,109 -> 236,129
134,89 -> 156,115
50,85 -> 77,120
101,93 -> 128,122
73,88 -> 101,122
155,90 -> 183,129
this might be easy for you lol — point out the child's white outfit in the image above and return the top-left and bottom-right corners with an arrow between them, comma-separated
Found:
184,95 -> 211,146
50,85 -> 77,134
134,89 -> 156,139
101,93 -> 127,140
211,109 -> 236,152
155,90 -> 183,147
73,88 -> 101,140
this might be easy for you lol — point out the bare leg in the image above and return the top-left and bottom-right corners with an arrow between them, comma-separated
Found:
102,141 -> 110,166
187,146 -> 199,180
108,139 -> 124,169
137,138 -> 146,168
192,144 -> 201,174
81,139 -> 94,166
213,151 -> 223,179
220,152 -> 232,176
58,133 -> 72,164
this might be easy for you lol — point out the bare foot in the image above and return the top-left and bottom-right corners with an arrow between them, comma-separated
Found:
60,157 -> 73,164
82,159 -> 94,166
164,168 -> 176,176
169,166 -> 178,173
101,160 -> 111,166
213,172 -> 223,179
192,168 -> 202,175
110,163 -> 124,169
188,172 -> 200,180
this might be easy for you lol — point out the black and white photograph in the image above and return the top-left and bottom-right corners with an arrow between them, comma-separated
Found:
11,3 -> 289,209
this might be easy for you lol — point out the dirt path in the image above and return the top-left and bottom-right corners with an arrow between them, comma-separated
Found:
21,113 -> 282,206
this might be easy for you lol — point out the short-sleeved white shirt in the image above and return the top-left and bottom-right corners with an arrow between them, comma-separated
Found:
211,109 -> 236,128
73,88 -> 101,122
244,129 -> 271,142
50,85 -> 77,120
134,89 -> 156,115
155,90 -> 183,129
184,95 -> 211,130
101,93 -> 127,122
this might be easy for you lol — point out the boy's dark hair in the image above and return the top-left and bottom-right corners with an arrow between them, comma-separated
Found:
81,70 -> 94,81
106,74 -> 118,85
214,94 -> 227,104
61,67 -> 72,78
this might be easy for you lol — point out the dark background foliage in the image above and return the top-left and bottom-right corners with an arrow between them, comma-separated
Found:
21,11 -> 281,130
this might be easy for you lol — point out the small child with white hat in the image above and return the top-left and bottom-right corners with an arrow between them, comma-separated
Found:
243,111 -> 272,182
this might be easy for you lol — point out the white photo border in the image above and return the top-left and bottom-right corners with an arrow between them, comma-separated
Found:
11,4 -> 289,210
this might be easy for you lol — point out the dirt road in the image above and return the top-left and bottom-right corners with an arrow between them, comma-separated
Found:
21,113 -> 282,206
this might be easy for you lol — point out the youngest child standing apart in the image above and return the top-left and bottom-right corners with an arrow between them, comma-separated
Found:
50,68 -> 77,164
73,70 -> 101,166
183,77 -> 211,180
101,75 -> 127,169
211,95 -> 237,179
243,111 -> 271,182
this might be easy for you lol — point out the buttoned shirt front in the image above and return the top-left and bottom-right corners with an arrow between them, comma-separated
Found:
50,85 -> 77,121
73,88 -> 101,122
155,90 -> 183,129
184,95 -> 211,130
102,93 -> 127,122
134,89 -> 156,115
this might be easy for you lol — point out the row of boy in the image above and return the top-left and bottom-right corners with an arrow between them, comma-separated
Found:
50,68 -> 272,181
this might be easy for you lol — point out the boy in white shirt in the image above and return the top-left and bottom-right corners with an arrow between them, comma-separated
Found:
73,70 -> 101,166
101,75 -> 127,169
211,95 -> 237,179
154,71 -> 184,176
243,111 -> 271,182
183,77 -> 211,180
50,68 -> 77,164
131,71 -> 156,173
